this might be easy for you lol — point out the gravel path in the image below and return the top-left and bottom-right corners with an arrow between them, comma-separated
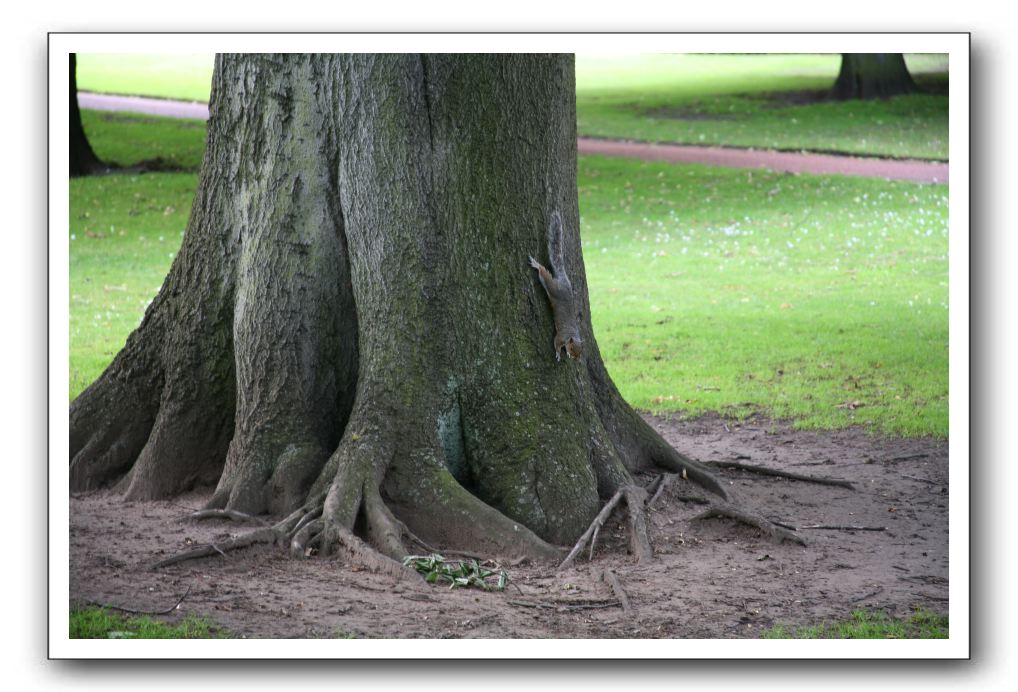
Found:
80,91 -> 949,184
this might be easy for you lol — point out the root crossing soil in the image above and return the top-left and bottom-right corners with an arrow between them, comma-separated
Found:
69,414 -> 948,639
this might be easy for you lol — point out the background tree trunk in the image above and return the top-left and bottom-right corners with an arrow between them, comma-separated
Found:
70,54 -> 723,563
830,53 -> 919,100
69,53 -> 106,176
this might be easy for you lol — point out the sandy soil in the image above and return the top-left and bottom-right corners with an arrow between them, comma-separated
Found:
68,414 -> 948,639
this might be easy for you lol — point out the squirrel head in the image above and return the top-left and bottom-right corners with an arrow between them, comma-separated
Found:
565,336 -> 583,360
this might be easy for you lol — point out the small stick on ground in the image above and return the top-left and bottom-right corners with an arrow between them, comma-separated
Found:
152,528 -> 278,569
559,489 -> 625,570
508,599 -> 620,611
87,585 -> 192,615
886,453 -> 929,463
186,509 -> 268,525
675,494 -> 711,505
799,524 -> 886,532
851,586 -> 884,603
602,569 -> 633,616
693,504 -> 806,546
559,485 -> 652,570
707,460 -> 855,490
899,473 -> 938,485
647,474 -> 673,509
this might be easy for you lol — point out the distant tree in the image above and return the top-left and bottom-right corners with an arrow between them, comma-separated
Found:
830,53 -> 919,100
69,53 -> 106,176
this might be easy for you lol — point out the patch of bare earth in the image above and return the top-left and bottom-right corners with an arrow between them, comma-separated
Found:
69,414 -> 948,639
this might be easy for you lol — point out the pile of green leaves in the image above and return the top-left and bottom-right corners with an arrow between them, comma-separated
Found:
402,554 -> 508,591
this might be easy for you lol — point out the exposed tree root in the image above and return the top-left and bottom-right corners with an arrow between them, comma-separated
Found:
151,527 -> 278,569
289,517 -> 323,557
799,524 -> 886,532
647,473 -> 672,509
86,585 -> 193,615
187,509 -> 268,525
601,569 -> 633,616
559,485 -> 652,571
692,504 -> 806,546
325,524 -> 414,579
707,460 -> 855,490
508,599 -> 621,612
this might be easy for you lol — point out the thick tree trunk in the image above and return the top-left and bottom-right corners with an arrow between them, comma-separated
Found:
70,54 -> 723,563
830,53 -> 919,100
69,53 -> 106,176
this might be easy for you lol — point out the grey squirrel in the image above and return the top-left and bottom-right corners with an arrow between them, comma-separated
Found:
529,211 -> 583,361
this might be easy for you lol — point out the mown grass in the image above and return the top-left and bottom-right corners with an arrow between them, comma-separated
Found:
69,55 -> 949,437
578,156 -> 948,437
575,53 -> 949,160
70,606 -> 228,638
74,53 -> 949,160
761,608 -> 948,639
75,53 -> 215,103
69,172 -> 195,399
81,110 -> 207,171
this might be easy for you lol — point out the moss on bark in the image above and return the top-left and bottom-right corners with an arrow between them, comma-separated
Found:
70,53 -> 727,564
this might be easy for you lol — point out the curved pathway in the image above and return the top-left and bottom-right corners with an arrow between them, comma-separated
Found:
80,92 -> 948,184
577,138 -> 948,184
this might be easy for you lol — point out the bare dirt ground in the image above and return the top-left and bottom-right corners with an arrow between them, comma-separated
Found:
68,414 -> 948,639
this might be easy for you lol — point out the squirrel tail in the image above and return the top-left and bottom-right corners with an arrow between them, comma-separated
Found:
547,210 -> 566,278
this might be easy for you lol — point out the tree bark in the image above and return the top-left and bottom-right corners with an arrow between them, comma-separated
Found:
70,54 -> 724,563
830,53 -> 919,101
69,53 -> 107,176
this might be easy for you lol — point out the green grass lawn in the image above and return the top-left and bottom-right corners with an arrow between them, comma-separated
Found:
576,53 -> 948,160
82,110 -> 207,171
580,156 -> 948,437
762,608 -> 948,639
70,606 -> 227,638
75,53 -> 949,160
69,173 -> 195,398
76,53 -> 215,103
69,55 -> 949,437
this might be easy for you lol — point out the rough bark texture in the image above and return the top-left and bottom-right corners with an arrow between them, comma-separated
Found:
69,53 -> 106,177
70,54 -> 724,563
830,53 -> 919,101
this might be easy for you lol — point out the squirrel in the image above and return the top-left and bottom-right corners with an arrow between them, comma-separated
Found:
529,211 -> 584,361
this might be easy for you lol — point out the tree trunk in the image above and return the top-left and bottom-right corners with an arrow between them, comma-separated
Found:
69,53 -> 107,176
830,53 -> 919,101
70,54 -> 724,563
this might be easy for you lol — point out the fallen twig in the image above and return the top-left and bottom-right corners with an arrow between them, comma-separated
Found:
887,453 -> 929,463
508,599 -> 620,611
560,485 -> 651,570
799,524 -> 886,532
186,509 -> 268,525
602,569 -> 633,616
851,586 -> 884,603
152,528 -> 278,569
87,585 -> 192,615
915,592 -> 949,602
707,460 -> 855,490
899,473 -> 939,485
647,474 -> 673,509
